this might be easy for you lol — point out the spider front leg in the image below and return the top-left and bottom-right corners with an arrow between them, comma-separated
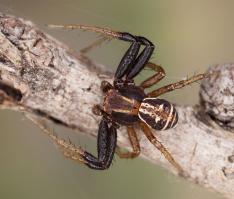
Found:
84,118 -> 117,170
48,24 -> 141,80
62,118 -> 117,170
124,37 -> 155,80
139,122 -> 185,176
116,126 -> 141,159
147,73 -> 205,97
28,115 -> 116,170
48,24 -> 155,82
27,115 -> 88,164
115,36 -> 155,82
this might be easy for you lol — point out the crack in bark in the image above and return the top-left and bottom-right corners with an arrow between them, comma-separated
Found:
0,82 -> 22,101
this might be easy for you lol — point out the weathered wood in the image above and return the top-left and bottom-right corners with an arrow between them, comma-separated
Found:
0,13 -> 233,198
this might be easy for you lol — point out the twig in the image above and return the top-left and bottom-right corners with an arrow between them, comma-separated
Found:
0,13 -> 234,198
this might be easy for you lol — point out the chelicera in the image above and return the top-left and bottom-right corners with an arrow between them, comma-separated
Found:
48,24 -> 205,174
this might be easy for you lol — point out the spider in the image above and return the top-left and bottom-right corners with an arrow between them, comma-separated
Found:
48,24 -> 205,174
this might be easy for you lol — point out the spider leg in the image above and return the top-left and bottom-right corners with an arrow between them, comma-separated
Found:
56,118 -> 117,170
47,24 -> 125,39
114,33 -> 141,79
147,73 -> 205,97
115,35 -> 155,82
139,122 -> 184,176
48,24 -> 155,81
101,80 -> 113,93
139,62 -> 166,89
80,37 -> 109,54
92,105 -> 119,129
28,114 -> 116,170
84,118 -> 117,170
27,115 -> 88,164
116,126 -> 140,159
125,36 -> 155,80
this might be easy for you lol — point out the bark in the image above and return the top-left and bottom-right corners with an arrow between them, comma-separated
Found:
0,13 -> 234,198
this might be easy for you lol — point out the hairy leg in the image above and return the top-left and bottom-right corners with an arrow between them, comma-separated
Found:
116,126 -> 140,159
147,74 -> 205,97
139,122 -> 185,176
140,62 -> 166,89
28,115 -> 117,170
48,24 -> 155,81
80,37 -> 109,54
48,24 -> 124,39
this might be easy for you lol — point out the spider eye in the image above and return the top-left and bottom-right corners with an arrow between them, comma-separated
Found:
138,98 -> 178,130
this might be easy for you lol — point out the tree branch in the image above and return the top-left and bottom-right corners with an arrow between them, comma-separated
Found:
0,13 -> 233,198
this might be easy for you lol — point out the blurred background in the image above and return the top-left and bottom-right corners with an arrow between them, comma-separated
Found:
0,0 -> 233,198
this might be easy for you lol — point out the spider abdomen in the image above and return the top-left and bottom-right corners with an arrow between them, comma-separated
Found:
138,98 -> 178,130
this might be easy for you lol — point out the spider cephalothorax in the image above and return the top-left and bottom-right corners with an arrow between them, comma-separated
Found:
48,24 -> 205,174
